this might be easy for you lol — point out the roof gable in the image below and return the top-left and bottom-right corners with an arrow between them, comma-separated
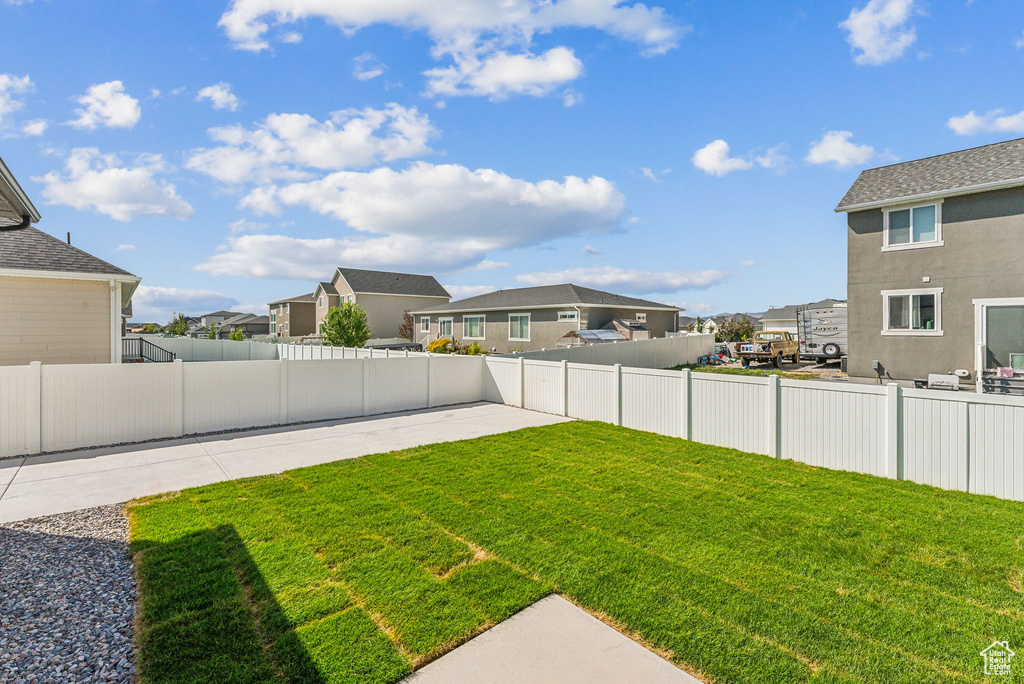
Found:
836,137 -> 1024,211
335,267 -> 450,298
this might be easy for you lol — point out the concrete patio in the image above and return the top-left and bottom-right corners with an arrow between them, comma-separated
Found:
0,403 -> 569,522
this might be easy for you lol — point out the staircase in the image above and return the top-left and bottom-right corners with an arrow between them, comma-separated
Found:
122,337 -> 175,363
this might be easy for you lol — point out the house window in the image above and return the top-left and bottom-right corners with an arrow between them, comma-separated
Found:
318,296 -> 324,308
635,312 -> 647,323
558,311 -> 578,322
285,322 -> 289,334
270,311 -> 276,323
882,288 -> 942,335
509,313 -> 530,341
884,202 -> 942,250
438,318 -> 453,338
420,317 -> 430,333
464,315 -> 485,339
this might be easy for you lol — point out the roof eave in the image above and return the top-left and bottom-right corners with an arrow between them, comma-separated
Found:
835,176 -> 1024,213
409,302 -> 682,315
0,156 -> 41,223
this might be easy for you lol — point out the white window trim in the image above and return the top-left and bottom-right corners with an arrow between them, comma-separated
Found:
882,200 -> 943,252
438,317 -> 454,338
635,312 -> 647,323
509,313 -> 531,342
317,296 -> 324,308
881,287 -> 943,336
419,316 -> 430,333
463,314 -> 486,340
557,310 -> 578,323
973,297 -> 1024,375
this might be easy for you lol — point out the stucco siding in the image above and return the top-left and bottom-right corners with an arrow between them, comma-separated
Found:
0,276 -> 111,365
357,294 -> 449,340
847,185 -> 1024,382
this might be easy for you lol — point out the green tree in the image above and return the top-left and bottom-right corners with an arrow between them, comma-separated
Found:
715,317 -> 755,343
207,324 -> 219,339
166,313 -> 189,337
142,323 -> 162,334
321,302 -> 372,348
228,328 -> 246,342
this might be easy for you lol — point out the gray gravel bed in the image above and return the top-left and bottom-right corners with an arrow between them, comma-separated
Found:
0,505 -> 135,683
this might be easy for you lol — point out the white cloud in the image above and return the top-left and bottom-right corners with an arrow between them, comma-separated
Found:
114,243 -> 137,251
805,131 -> 875,167
0,73 -> 32,129
423,46 -> 583,100
228,218 -> 269,234
353,53 -> 387,81
35,148 -> 195,222
196,82 -> 241,111
444,284 -> 496,299
562,88 -> 582,108
755,144 -> 789,171
740,259 -> 756,267
21,119 -> 47,136
947,108 -> 1024,136
280,31 -> 303,43
201,163 -> 625,277
1015,31 -> 1024,49
131,285 -> 239,322
692,140 -> 754,177
641,167 -> 657,181
471,259 -> 508,271
68,81 -> 142,130
186,103 -> 436,184
217,0 -> 683,99
677,301 -> 715,315
515,266 -> 727,293
840,0 -> 917,66
583,244 -> 601,256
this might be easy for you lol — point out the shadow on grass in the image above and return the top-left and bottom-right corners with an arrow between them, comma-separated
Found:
133,525 -> 327,684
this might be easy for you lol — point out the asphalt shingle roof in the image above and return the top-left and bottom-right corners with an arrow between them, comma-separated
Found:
0,226 -> 134,276
762,299 -> 845,320
317,281 -> 338,296
268,292 -> 315,306
836,137 -> 1024,211
337,267 -> 450,298
412,283 -> 679,313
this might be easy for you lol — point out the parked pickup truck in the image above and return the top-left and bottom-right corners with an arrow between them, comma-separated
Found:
736,331 -> 799,368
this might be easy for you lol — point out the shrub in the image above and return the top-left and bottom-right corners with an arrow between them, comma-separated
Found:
228,328 -> 246,342
166,313 -> 188,337
426,338 -> 454,354
458,342 -> 484,356
321,303 -> 372,348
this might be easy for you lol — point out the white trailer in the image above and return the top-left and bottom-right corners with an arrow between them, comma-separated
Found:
797,303 -> 848,361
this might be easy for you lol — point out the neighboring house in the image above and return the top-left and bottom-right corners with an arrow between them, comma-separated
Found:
0,155 -> 140,365
314,267 -> 450,340
679,316 -> 718,335
190,313 -> 269,339
188,310 -> 246,337
760,299 -> 845,335
269,292 -> 316,338
836,137 -> 1024,387
411,283 -> 681,353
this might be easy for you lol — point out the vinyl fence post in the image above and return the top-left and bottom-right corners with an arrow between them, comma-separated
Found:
561,360 -> 569,417
767,374 -> 780,458
279,357 -> 289,423
172,359 -> 184,437
27,361 -> 41,454
614,363 -> 623,426
885,383 -> 902,479
680,368 -> 691,441
518,356 -> 526,409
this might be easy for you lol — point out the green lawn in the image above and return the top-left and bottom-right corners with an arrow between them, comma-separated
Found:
129,422 -> 1024,683
670,363 -> 823,380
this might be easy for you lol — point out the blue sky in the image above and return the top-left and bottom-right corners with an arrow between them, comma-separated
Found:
1,0 -> 1022,322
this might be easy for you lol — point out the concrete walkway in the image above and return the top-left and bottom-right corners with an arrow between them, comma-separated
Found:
404,595 -> 701,684
0,403 -> 569,522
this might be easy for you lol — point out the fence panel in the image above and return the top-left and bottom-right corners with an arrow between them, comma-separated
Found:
567,364 -> 616,423
0,365 -> 33,457
691,373 -> 769,454
286,359 -> 363,422
781,381 -> 887,477
968,399 -> 1024,501
484,357 -> 520,404
183,361 -> 281,433
430,356 -> 485,407
902,393 -> 968,491
41,363 -> 177,452
365,358 -> 428,414
622,368 -> 681,437
523,360 -> 563,415
509,333 -> 713,370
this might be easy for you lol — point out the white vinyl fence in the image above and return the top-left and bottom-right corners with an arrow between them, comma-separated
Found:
3,351 -> 1024,503
504,333 -> 714,369
129,335 -> 279,361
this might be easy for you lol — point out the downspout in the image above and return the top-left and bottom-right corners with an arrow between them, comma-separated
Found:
574,306 -> 582,331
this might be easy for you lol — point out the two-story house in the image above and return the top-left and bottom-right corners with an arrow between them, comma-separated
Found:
268,292 -> 316,338
836,137 -> 1024,389
313,267 -> 450,340
410,283 -> 681,353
